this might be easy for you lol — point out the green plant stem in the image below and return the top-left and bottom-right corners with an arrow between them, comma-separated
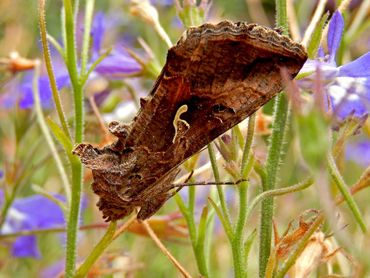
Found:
63,0 -> 87,276
259,95 -> 289,277
247,178 -> 313,223
208,197 -> 233,239
230,127 -> 239,162
195,206 -> 210,277
328,154 -> 367,232
180,182 -> 209,276
63,0 -> 78,88
74,222 -> 117,278
47,34 -> 65,59
259,3 -> 289,275
66,162 -> 82,278
241,114 -> 256,178
232,115 -> 255,278
80,0 -> 95,76
81,48 -> 111,86
275,0 -> 287,33
63,0 -> 83,141
186,185 -> 197,244
188,191 -> 208,276
38,0 -> 71,139
207,143 -> 231,226
31,62 -> 72,202
232,181 -> 248,278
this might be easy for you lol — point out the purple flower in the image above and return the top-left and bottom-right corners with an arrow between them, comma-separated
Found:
41,260 -> 65,278
1,11 -> 141,110
299,11 -> 370,120
91,11 -> 105,55
150,0 -> 174,6
346,139 -> 370,167
94,49 -> 142,77
0,63 -> 70,110
91,12 -> 142,78
0,193 -> 66,258
18,73 -> 70,109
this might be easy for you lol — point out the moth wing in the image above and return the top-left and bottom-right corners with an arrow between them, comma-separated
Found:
123,21 -> 307,173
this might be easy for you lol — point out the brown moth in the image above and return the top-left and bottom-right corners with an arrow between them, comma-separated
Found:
73,21 -> 307,222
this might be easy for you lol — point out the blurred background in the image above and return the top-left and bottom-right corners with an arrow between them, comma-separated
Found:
0,0 -> 369,277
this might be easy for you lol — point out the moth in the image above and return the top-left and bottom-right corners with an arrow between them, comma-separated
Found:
73,21 -> 307,221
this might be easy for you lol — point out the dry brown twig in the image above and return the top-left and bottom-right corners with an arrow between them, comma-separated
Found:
142,220 -> 193,278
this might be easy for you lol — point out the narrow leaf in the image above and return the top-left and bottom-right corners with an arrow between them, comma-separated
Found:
307,12 -> 329,59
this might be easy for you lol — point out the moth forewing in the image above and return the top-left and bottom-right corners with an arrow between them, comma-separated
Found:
74,21 -> 307,221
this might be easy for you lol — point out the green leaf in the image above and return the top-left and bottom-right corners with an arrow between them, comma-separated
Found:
46,117 -> 73,151
47,34 -> 65,60
307,12 -> 329,59
75,221 -> 117,278
295,109 -> 331,172
208,197 -> 233,240
328,154 -> 367,233
46,117 -> 78,165
177,2 -> 206,27
174,194 -> 188,218
244,229 -> 257,263
195,206 -> 209,276
197,205 -> 208,244
81,47 -> 112,86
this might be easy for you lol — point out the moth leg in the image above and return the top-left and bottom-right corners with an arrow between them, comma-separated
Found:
169,170 -> 194,190
184,170 -> 194,183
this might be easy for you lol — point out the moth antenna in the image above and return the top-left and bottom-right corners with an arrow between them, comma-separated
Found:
171,170 -> 194,193
172,178 -> 248,188
184,170 -> 194,183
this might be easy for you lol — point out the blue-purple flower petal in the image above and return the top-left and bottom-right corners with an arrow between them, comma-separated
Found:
18,74 -> 70,109
94,50 -> 142,77
12,195 -> 65,228
339,52 -> 370,77
91,11 -> 105,57
299,59 -> 338,79
89,11 -> 143,78
317,47 -> 325,58
0,80 -> 22,108
331,94 -> 368,119
346,139 -> 370,167
329,77 -> 370,119
298,9 -> 370,122
0,193 -> 66,258
150,0 -> 175,6
327,11 -> 344,64
12,235 -> 40,258
41,260 -> 65,278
